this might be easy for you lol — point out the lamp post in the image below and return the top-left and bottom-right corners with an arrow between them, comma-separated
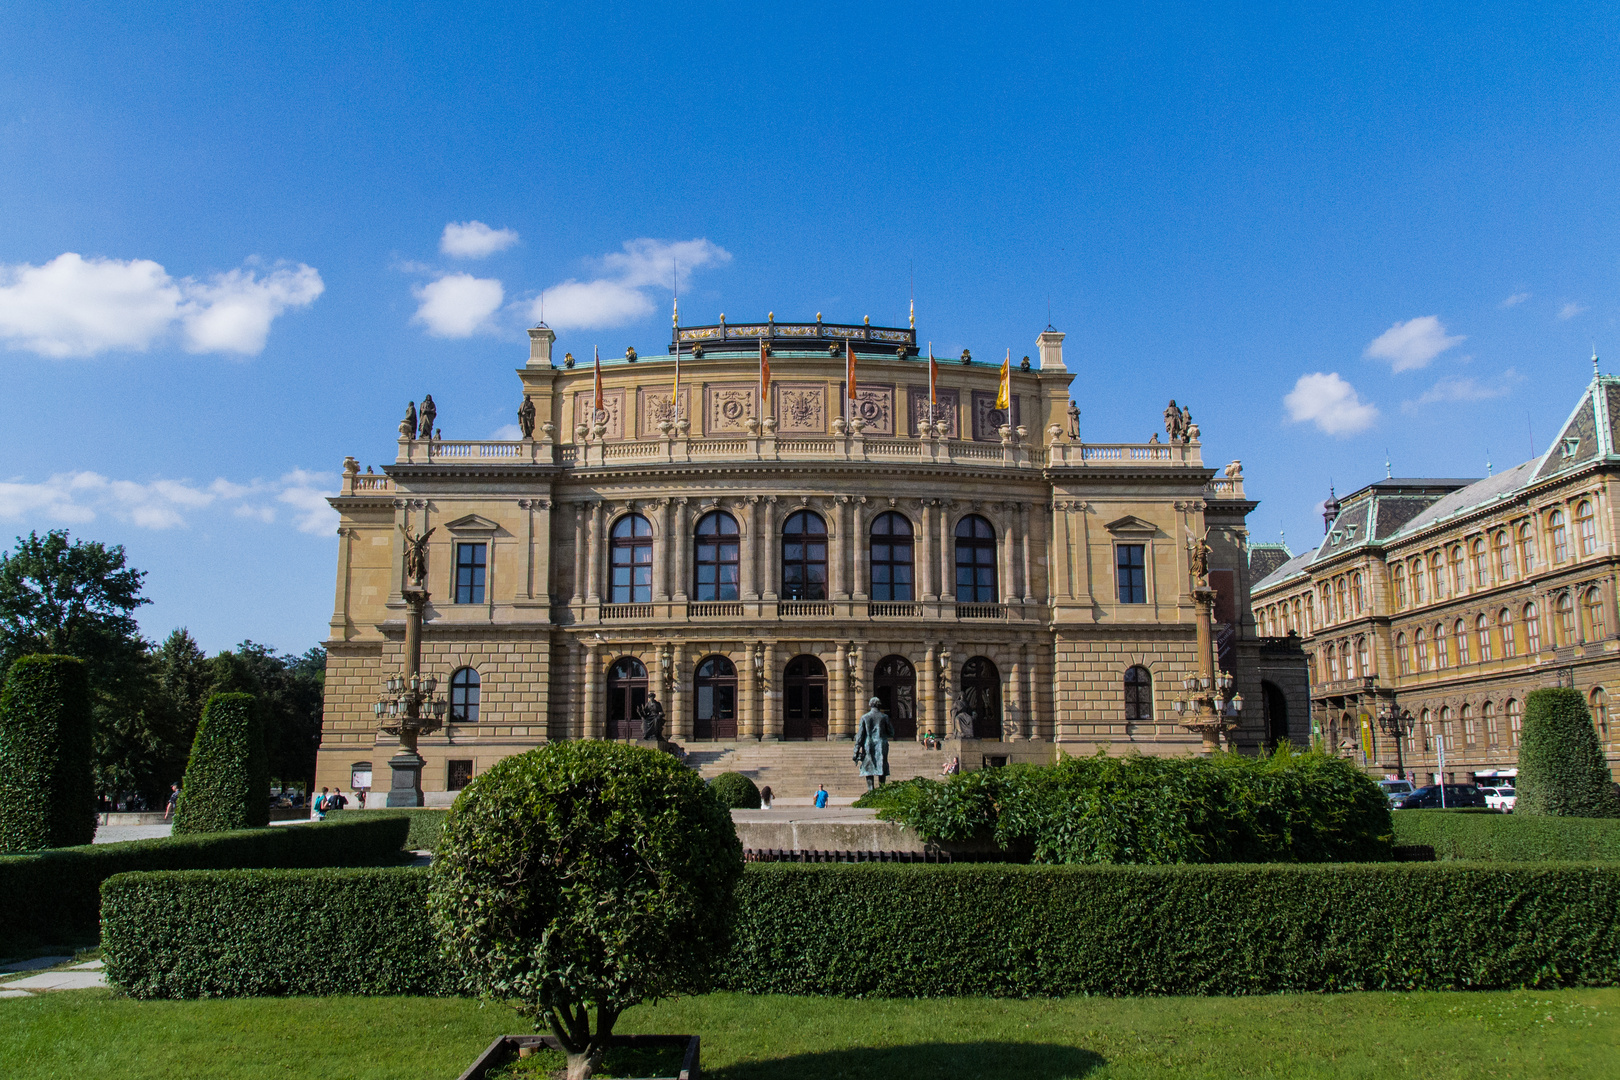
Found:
1175,554 -> 1242,753
374,567 -> 449,806
1374,688 -> 1414,782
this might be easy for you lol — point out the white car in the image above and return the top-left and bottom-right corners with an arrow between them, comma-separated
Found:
1379,779 -> 1416,807
1481,786 -> 1517,812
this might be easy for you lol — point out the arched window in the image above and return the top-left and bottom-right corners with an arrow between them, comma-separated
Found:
1454,619 -> 1470,665
1265,605 -> 1277,636
1396,632 -> 1410,674
1499,608 -> 1516,657
1392,565 -> 1407,607
1420,708 -> 1434,753
1476,613 -> 1493,661
1430,553 -> 1446,599
1557,592 -> 1576,646
1434,624 -> 1449,669
1585,587 -> 1607,640
1321,584 -> 1334,624
1524,602 -> 1541,653
1352,572 -> 1365,614
609,514 -> 653,603
1518,523 -> 1536,574
1343,639 -> 1357,680
449,667 -> 480,723
1303,595 -> 1314,632
1327,643 -> 1340,682
782,654 -> 828,739
1440,706 -> 1455,752
1462,704 -> 1477,748
1550,510 -> 1569,563
1411,559 -> 1426,604
1483,700 -> 1498,746
960,656 -> 1002,740
1507,698 -> 1522,747
1335,578 -> 1348,621
1123,666 -> 1152,726
781,510 -> 828,601
1414,628 -> 1429,672
874,655 -> 917,739
1577,499 -> 1598,557
1357,636 -> 1370,678
1591,687 -> 1610,742
954,515 -> 998,603
869,512 -> 915,602
1450,547 -> 1466,593
693,654 -> 737,740
605,656 -> 647,740
1471,538 -> 1488,587
693,511 -> 740,602
1494,531 -> 1512,580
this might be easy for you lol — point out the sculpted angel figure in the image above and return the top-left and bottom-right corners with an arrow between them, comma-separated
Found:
403,527 -> 435,589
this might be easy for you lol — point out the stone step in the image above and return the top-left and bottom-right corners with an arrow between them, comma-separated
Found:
678,740 -> 951,799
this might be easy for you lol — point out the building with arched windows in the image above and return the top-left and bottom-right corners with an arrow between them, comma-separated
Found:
1252,367 -> 1620,783
318,317 -> 1307,800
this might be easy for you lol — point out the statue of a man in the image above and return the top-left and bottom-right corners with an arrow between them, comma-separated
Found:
418,395 -> 437,441
1067,400 -> 1081,440
1180,405 -> 1193,441
638,692 -> 666,742
1163,399 -> 1182,440
403,527 -> 434,589
518,395 -> 536,439
400,401 -> 417,440
853,696 -> 894,790
952,692 -> 976,738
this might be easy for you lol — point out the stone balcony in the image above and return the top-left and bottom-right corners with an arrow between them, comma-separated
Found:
579,597 -> 1042,626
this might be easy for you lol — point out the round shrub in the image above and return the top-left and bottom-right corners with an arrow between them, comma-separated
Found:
1516,687 -> 1620,818
172,693 -> 269,834
0,655 -> 95,852
708,770 -> 761,809
429,741 -> 743,1080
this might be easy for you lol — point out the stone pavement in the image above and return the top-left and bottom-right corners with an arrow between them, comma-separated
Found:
94,823 -> 173,843
0,959 -> 105,997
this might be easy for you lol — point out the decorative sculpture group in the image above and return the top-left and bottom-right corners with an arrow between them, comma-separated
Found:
1163,399 -> 1200,443
399,395 -> 439,440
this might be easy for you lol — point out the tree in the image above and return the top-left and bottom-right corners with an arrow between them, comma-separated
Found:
0,655 -> 96,851
429,742 -> 743,1080
1516,688 -> 1620,818
0,531 -> 148,675
172,692 -> 270,833
210,640 -> 323,791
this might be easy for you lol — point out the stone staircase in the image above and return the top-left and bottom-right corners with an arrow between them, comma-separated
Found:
679,740 -> 949,800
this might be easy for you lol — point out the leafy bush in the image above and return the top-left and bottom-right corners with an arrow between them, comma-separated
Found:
0,814 -> 407,954
172,693 -> 269,833
708,771 -> 761,810
363,807 -> 448,851
430,742 -> 743,1078
851,776 -> 932,812
1393,809 -> 1620,860
0,655 -> 95,852
1516,688 -> 1620,818
102,860 -> 1620,1000
866,748 -> 1391,863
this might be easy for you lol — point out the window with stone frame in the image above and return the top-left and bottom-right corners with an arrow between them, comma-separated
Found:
1524,602 -> 1541,653
1335,578 -> 1348,621
1124,665 -> 1153,725
1327,643 -> 1340,682
1592,687 -> 1610,742
609,514 -> 654,603
1585,587 -> 1606,640
1462,704 -> 1477,748
1320,584 -> 1334,624
1450,546 -> 1466,593
1577,499 -> 1598,557
1494,530 -> 1513,580
1557,592 -> 1577,646
869,511 -> 915,602
449,666 -> 480,723
1357,635 -> 1369,678
1430,553 -> 1446,599
1411,559 -> 1426,604
1420,708 -> 1434,753
782,509 -> 829,601
447,759 -> 474,791
1483,700 -> 1498,746
1303,594 -> 1314,631
1507,698 -> 1522,746
1414,627 -> 1429,672
1396,632 -> 1409,674
1518,523 -> 1536,573
1454,619 -> 1470,665
1476,613 -> 1493,661
1434,623 -> 1449,668
1471,538 -> 1488,587
1499,608 -> 1517,657
693,510 -> 741,602
454,542 -> 487,604
1550,509 -> 1569,563
1352,571 -> 1366,614
1392,565 -> 1407,607
954,514 -> 999,603
1441,706 -> 1456,752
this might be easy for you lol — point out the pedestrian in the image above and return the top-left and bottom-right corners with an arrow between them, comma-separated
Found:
314,786 -> 330,820
759,785 -> 773,810
813,784 -> 828,809
355,788 -> 366,809
163,782 -> 179,821
330,789 -> 348,812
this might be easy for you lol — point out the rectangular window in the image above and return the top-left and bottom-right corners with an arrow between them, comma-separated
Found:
1116,544 -> 1146,604
455,542 -> 487,604
447,760 -> 474,791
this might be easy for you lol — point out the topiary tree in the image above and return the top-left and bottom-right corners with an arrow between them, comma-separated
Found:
430,741 -> 743,1080
1516,687 -> 1620,818
172,692 -> 269,833
708,770 -> 761,809
0,655 -> 95,851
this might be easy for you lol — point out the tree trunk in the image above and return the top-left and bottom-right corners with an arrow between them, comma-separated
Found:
551,1001 -> 619,1080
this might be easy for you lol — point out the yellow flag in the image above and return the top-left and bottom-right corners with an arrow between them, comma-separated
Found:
995,349 -> 1010,410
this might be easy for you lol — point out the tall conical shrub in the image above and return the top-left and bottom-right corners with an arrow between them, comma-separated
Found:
1516,687 -> 1620,818
0,655 -> 96,852
172,692 -> 269,834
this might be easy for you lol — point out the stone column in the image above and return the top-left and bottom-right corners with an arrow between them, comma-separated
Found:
741,497 -> 759,600
570,641 -> 585,739
940,501 -> 955,603
583,642 -> 602,739
998,505 -> 1015,604
586,502 -> 603,604
571,503 -> 586,608
534,500 -> 553,607
1020,503 -> 1034,603
669,644 -> 687,740
833,642 -> 848,740
922,643 -> 938,737
742,643 -> 759,739
1075,501 -> 1093,606
762,497 -> 779,601
919,500 -> 936,602
653,499 -> 671,602
761,641 -> 780,740
853,496 -> 870,602
833,496 -> 851,599
520,501 -> 536,600
1051,502 -> 1071,601
673,498 -> 690,602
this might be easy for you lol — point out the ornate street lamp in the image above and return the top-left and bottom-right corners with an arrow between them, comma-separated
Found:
1375,693 -> 1415,782
1175,533 -> 1242,753
375,520 -> 449,806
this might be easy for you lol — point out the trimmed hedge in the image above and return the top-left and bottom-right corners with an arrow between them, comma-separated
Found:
1517,687 -> 1620,818
372,808 -> 448,851
173,693 -> 269,834
0,655 -> 96,852
0,814 -> 407,954
103,860 -> 1620,999
1392,810 -> 1620,861
708,771 -> 761,810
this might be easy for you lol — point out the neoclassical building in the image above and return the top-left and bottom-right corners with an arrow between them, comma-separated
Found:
1252,367 -> 1620,783
316,316 -> 1307,799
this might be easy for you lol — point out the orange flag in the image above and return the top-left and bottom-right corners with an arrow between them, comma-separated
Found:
593,347 -> 604,413
845,339 -> 858,416
996,348 -> 1011,410
928,344 -> 938,413
759,338 -> 771,414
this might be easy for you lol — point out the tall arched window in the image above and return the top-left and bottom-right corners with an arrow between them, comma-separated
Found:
1450,547 -> 1466,593
1557,592 -> 1576,646
1303,595 -> 1314,632
781,510 -> 828,600
960,656 -> 1002,739
1585,587 -> 1606,640
1125,665 -> 1153,725
1476,613 -> 1493,661
1343,639 -> 1357,680
1335,578 -> 1348,621
1462,704 -> 1476,748
1321,584 -> 1334,623
1507,698 -> 1522,746
1494,531 -> 1513,580
693,511 -> 740,602
1411,559 -> 1426,604
1550,510 -> 1569,563
1392,565 -> 1407,607
1414,627 -> 1429,672
605,656 -> 647,739
1440,706 -> 1455,752
1483,700 -> 1498,746
1434,624 -> 1449,669
693,654 -> 737,740
1420,708 -> 1434,753
609,514 -> 653,603
1499,608 -> 1517,657
1518,524 -> 1536,573
1396,632 -> 1409,674
1454,619 -> 1470,665
1357,636 -> 1370,679
1524,602 -> 1541,653
1352,572 -> 1366,614
1327,643 -> 1340,682
1471,538 -> 1488,587
1591,687 -> 1610,742
874,655 -> 917,739
1577,499 -> 1598,556
1430,553 -> 1447,599
869,511 -> 915,601
449,667 -> 480,723
782,654 -> 828,739
954,515 -> 998,603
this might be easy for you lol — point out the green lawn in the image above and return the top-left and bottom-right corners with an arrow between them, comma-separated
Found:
1,988 -> 1615,1079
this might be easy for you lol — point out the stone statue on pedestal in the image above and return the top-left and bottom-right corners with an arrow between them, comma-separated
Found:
1067,401 -> 1081,440
418,395 -> 437,440
854,696 -> 893,789
518,395 -> 536,439
1163,400 -> 1184,441
1192,533 -> 1212,589
400,402 -> 417,440
403,527 -> 434,589
952,691 -> 976,738
639,692 -> 666,742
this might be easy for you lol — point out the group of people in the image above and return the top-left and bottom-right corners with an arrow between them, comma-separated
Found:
311,787 -> 354,819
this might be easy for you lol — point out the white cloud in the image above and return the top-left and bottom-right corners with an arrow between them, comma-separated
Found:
413,273 -> 504,337
1363,315 -> 1464,372
490,423 -> 523,440
1402,369 -> 1521,412
440,221 -> 520,259
1558,302 -> 1587,320
532,238 -> 731,330
0,469 -> 339,534
1284,372 -> 1379,436
0,253 -> 322,358
1501,292 -> 1530,308
277,469 -> 340,535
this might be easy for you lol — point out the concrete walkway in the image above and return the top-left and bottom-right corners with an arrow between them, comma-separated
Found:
0,960 -> 105,998
94,824 -> 172,843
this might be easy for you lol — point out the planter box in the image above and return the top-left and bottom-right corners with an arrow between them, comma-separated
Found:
457,1033 -> 699,1080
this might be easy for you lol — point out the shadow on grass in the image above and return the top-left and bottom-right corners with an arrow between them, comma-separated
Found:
709,1041 -> 1106,1080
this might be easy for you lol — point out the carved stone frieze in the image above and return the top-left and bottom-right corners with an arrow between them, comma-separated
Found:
773,382 -> 827,434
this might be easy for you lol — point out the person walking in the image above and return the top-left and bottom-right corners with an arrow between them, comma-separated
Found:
162,783 -> 179,821
813,784 -> 828,809
759,785 -> 773,810
313,787 -> 330,820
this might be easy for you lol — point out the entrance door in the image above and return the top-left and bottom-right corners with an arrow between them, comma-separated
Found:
605,656 -> 647,740
961,656 -> 1002,740
693,655 -> 738,740
782,654 -> 828,740
1262,680 -> 1288,749
873,655 -> 917,739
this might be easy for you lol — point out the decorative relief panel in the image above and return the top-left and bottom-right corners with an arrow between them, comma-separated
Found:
773,382 -> 827,434
971,391 -> 1020,442
704,383 -> 756,434
636,385 -> 690,437
572,389 -> 625,440
906,385 -> 959,438
839,383 -> 894,436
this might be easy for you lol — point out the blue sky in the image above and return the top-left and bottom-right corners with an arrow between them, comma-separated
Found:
1,2 -> 1616,653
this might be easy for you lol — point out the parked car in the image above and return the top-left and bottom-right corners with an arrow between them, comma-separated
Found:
1396,784 -> 1489,810
1481,785 -> 1517,812
1379,779 -> 1416,807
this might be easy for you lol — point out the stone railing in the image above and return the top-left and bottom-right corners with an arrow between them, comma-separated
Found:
1046,440 -> 1202,467
341,472 -> 394,495
1204,474 -> 1248,499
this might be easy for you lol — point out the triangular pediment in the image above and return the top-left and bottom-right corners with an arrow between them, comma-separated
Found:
445,514 -> 501,533
1105,514 -> 1159,536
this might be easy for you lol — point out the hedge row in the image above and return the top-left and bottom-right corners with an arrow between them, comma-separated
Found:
0,815 -> 408,954
173,693 -> 269,834
0,655 -> 96,852
101,860 -> 1620,999
1391,810 -> 1620,861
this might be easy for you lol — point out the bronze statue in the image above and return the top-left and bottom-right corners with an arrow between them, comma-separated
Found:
518,395 -> 536,439
1163,400 -> 1184,441
403,527 -> 435,589
1192,533 -> 1212,588
1067,401 -> 1081,440
418,395 -> 437,440
638,692 -> 666,741
854,696 -> 893,789
400,401 -> 417,440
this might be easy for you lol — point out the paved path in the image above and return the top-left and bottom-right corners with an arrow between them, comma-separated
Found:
0,960 -> 105,997
94,824 -> 172,843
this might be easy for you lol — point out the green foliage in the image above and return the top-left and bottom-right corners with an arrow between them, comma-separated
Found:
708,771 -> 761,809
0,531 -> 148,674
172,693 -> 269,834
866,748 -> 1392,863
850,776 -> 931,811
1392,809 -> 1620,860
1516,688 -> 1620,819
209,640 -> 325,789
0,814 -> 407,954
0,655 -> 96,852
355,807 -> 447,852
429,741 -> 743,1073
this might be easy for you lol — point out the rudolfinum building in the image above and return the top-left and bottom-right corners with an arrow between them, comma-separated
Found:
316,314 -> 1309,801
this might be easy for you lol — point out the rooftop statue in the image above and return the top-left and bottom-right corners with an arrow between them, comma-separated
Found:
1067,401 -> 1081,440
518,394 -> 536,439
400,401 -> 417,440
1164,399 -> 1185,441
418,395 -> 437,441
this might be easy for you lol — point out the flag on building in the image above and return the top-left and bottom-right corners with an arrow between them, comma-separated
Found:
995,348 -> 1011,410
845,339 -> 858,417
928,343 -> 938,416
593,347 -> 604,414
759,338 -> 771,414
